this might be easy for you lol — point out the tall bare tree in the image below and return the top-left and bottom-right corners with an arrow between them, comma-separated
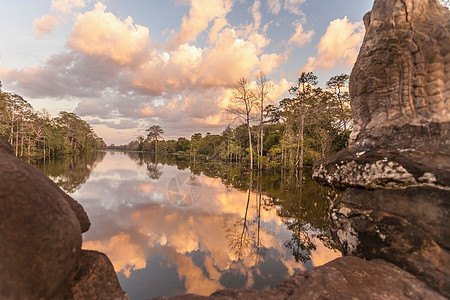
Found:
255,71 -> 274,169
226,77 -> 258,170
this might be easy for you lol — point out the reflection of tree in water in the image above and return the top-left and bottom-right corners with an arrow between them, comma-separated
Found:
123,151 -> 164,180
29,151 -> 107,193
146,162 -> 163,180
191,161 -> 338,263
275,169 -> 338,262
224,171 -> 269,264
145,156 -> 339,263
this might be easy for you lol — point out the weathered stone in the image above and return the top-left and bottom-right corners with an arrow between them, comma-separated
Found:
156,257 -> 445,300
348,0 -> 450,151
66,250 -> 129,300
312,0 -> 450,297
0,137 -> 124,298
313,148 -> 450,190
330,189 -> 450,294
0,138 -> 91,233
0,138 -> 82,298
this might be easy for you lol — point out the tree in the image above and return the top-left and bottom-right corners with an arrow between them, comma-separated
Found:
255,71 -> 274,169
190,133 -> 202,161
288,72 -> 319,170
226,77 -> 258,169
146,125 -> 164,155
326,74 -> 351,132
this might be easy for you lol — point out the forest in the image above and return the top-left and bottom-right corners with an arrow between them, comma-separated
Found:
113,71 -> 352,171
0,81 -> 107,158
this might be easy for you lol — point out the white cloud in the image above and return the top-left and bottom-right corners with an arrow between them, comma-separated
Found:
302,17 -> 364,72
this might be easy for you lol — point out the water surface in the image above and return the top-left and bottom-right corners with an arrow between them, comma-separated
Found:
32,151 -> 340,299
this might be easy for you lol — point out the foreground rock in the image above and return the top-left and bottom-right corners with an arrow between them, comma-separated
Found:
0,138 -> 126,298
313,0 -> 449,297
66,250 -> 128,299
157,256 -> 444,300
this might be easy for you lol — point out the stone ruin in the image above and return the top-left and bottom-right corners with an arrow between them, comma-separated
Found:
313,0 -> 449,297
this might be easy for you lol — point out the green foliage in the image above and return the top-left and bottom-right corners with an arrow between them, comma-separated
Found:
109,72 -> 352,170
0,84 -> 106,158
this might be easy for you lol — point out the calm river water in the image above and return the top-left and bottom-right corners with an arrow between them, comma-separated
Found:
31,151 -> 341,299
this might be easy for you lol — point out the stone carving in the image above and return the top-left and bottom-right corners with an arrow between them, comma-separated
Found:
313,0 -> 449,297
0,138 -> 126,299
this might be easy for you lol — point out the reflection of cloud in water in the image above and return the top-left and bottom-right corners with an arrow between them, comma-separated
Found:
83,232 -> 147,278
69,152 -> 340,298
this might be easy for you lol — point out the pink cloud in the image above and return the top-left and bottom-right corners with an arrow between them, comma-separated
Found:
302,17 -> 364,72
33,15 -> 59,38
51,0 -> 87,14
173,0 -> 233,46
267,0 -> 282,14
284,0 -> 306,15
68,2 -> 150,64
288,22 -> 314,48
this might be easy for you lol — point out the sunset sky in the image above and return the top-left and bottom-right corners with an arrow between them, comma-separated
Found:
0,0 -> 373,145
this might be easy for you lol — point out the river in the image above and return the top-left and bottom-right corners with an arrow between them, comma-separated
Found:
31,151 -> 341,299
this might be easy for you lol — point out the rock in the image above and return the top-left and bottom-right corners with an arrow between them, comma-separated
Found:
348,0 -> 450,151
66,250 -> 128,300
156,257 -> 445,300
313,0 -> 450,297
0,138 -> 91,233
0,137 -> 125,298
0,138 -> 82,298
330,189 -> 450,294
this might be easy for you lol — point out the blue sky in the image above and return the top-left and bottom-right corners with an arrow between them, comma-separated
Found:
0,0 -> 373,144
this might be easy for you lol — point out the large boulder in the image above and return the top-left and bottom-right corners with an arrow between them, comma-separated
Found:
157,256 -> 444,300
313,0 -> 450,297
0,138 -> 126,298
0,138 -> 83,298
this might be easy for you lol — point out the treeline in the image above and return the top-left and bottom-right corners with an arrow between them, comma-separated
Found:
0,82 -> 106,158
114,72 -> 351,171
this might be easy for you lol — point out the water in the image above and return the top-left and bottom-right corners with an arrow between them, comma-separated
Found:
31,151 -> 341,299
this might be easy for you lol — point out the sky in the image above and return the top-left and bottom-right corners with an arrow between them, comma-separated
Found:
0,0 -> 373,145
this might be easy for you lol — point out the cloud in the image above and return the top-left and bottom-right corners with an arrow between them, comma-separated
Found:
3,1 -> 290,143
302,17 -> 364,72
288,22 -> 314,48
259,53 -> 284,74
33,15 -> 59,38
250,0 -> 262,30
87,118 -> 140,129
32,0 -> 87,38
83,232 -> 147,278
267,0 -> 282,14
208,17 -> 228,43
284,0 -> 306,15
173,0 -> 234,46
69,2 -> 150,64
51,0 -> 87,14
199,28 -> 260,87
